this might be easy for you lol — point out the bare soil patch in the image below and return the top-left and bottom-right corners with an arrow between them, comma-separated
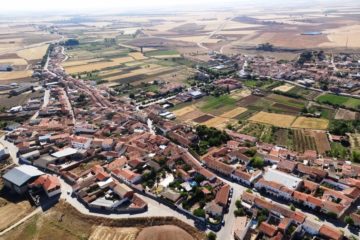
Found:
237,95 -> 261,107
335,108 -> 358,120
136,225 -> 194,240
192,114 -> 213,123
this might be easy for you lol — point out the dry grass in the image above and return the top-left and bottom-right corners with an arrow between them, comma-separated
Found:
0,70 -> 32,81
291,117 -> 329,130
136,225 -> 194,240
0,198 -> 32,231
0,58 -> 28,66
335,108 -> 357,120
1,200 -> 204,240
103,66 -> 170,81
16,45 -> 49,61
90,226 -> 138,240
62,58 -> 105,67
153,55 -> 182,59
321,24 -> 360,48
129,52 -> 147,60
171,36 -> 220,44
172,106 -> 197,117
202,116 -> 236,129
249,111 -> 296,128
177,110 -> 205,123
220,107 -> 247,118
65,57 -> 134,74
272,83 -> 295,92
230,89 -> 252,100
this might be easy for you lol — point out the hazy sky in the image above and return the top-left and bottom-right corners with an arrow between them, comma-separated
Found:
1,0 -> 357,14
1,0 -> 238,13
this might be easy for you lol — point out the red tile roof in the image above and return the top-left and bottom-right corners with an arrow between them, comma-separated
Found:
30,175 -> 60,191
319,224 -> 343,240
259,222 -> 277,237
215,184 -> 230,206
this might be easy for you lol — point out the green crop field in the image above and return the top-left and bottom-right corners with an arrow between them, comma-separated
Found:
145,49 -> 179,57
200,95 -> 237,112
316,94 -> 360,109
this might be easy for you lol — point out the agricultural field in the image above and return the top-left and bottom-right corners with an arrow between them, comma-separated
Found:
16,45 -> 49,61
62,38 -> 194,87
199,95 -> 237,115
335,108 -> 358,120
202,116 -> 237,130
316,94 -> 360,110
291,117 -> 329,130
171,93 -> 251,129
0,24 -> 56,83
349,134 -> 360,150
239,123 -> 275,143
242,80 -> 282,91
287,86 -> 321,101
219,107 -> 247,118
145,50 -> 180,58
64,57 -> 135,74
292,129 -> 317,153
272,83 -> 295,92
240,92 -> 307,115
0,70 -> 33,82
128,52 -> 147,60
248,111 -> 296,128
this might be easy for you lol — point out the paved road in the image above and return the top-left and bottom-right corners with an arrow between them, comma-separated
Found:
0,136 -> 19,165
216,179 -> 246,240
58,178 -> 194,225
31,89 -> 50,120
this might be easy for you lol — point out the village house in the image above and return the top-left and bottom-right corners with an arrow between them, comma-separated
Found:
28,174 -> 61,197
112,168 -> 141,184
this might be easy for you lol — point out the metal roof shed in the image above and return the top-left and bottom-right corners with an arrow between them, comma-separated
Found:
3,165 -> 44,194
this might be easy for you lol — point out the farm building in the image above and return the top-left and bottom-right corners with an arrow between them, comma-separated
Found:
0,64 -> 12,71
9,85 -> 33,96
3,165 -> 44,194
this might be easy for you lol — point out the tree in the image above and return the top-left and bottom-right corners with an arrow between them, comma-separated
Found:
329,120 -> 353,135
352,150 -> 360,163
234,208 -> 245,217
193,208 -> 205,218
327,211 -> 338,219
207,232 -> 217,240
105,112 -> 115,120
64,39 -> 79,46
77,93 -> 86,103
251,156 -> 264,169
345,216 -> 354,225
235,200 -> 242,209
290,204 -> 295,211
